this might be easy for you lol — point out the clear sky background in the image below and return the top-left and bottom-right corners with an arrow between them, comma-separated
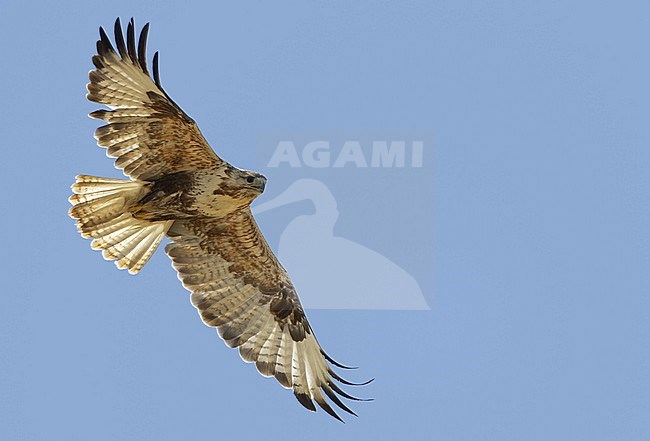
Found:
1,1 -> 649,440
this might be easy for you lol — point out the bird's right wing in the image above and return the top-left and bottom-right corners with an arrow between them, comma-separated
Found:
165,209 -> 371,421
87,18 -> 223,181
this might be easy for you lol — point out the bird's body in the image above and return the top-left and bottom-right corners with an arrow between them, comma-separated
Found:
133,168 -> 266,221
68,18 -> 369,421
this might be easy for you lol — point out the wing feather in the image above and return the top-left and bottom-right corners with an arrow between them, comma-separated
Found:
274,328 -> 293,388
87,18 -> 222,181
165,209 -> 369,420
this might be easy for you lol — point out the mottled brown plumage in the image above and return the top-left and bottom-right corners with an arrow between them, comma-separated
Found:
68,18 -> 370,421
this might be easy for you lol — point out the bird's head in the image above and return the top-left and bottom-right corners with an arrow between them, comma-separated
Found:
236,169 -> 267,198
211,166 -> 267,205
199,167 -> 268,216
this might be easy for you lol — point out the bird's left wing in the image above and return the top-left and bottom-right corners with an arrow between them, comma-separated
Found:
165,210 -> 370,421
87,18 -> 223,181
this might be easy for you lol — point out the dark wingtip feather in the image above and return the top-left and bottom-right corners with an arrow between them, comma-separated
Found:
314,395 -> 344,423
114,18 -> 127,59
322,385 -> 358,417
98,26 -> 108,43
321,349 -> 357,370
153,51 -> 162,87
126,18 -> 137,62
91,54 -> 104,69
328,380 -> 374,402
294,391 -> 316,412
97,26 -> 114,55
328,367 -> 373,386
138,23 -> 150,74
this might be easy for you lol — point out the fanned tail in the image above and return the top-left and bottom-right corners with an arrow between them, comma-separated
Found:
68,174 -> 172,274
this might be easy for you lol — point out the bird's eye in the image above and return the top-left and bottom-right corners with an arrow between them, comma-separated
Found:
246,176 -> 255,184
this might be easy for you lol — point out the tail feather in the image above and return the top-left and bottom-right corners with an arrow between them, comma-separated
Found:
72,198 -> 130,236
85,212 -> 134,240
69,174 -> 172,274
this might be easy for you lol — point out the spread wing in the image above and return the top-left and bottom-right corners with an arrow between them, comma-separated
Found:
87,18 -> 222,181
165,209 -> 371,421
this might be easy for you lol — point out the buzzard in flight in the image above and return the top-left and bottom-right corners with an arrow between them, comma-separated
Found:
68,18 -> 370,421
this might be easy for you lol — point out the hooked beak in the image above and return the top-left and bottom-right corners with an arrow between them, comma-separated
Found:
257,175 -> 267,192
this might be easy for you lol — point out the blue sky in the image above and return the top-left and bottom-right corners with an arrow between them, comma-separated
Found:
1,1 -> 649,440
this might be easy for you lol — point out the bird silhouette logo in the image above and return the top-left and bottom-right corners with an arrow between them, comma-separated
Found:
253,179 -> 429,310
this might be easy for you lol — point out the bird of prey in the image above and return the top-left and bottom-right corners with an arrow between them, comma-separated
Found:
68,18 -> 370,421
